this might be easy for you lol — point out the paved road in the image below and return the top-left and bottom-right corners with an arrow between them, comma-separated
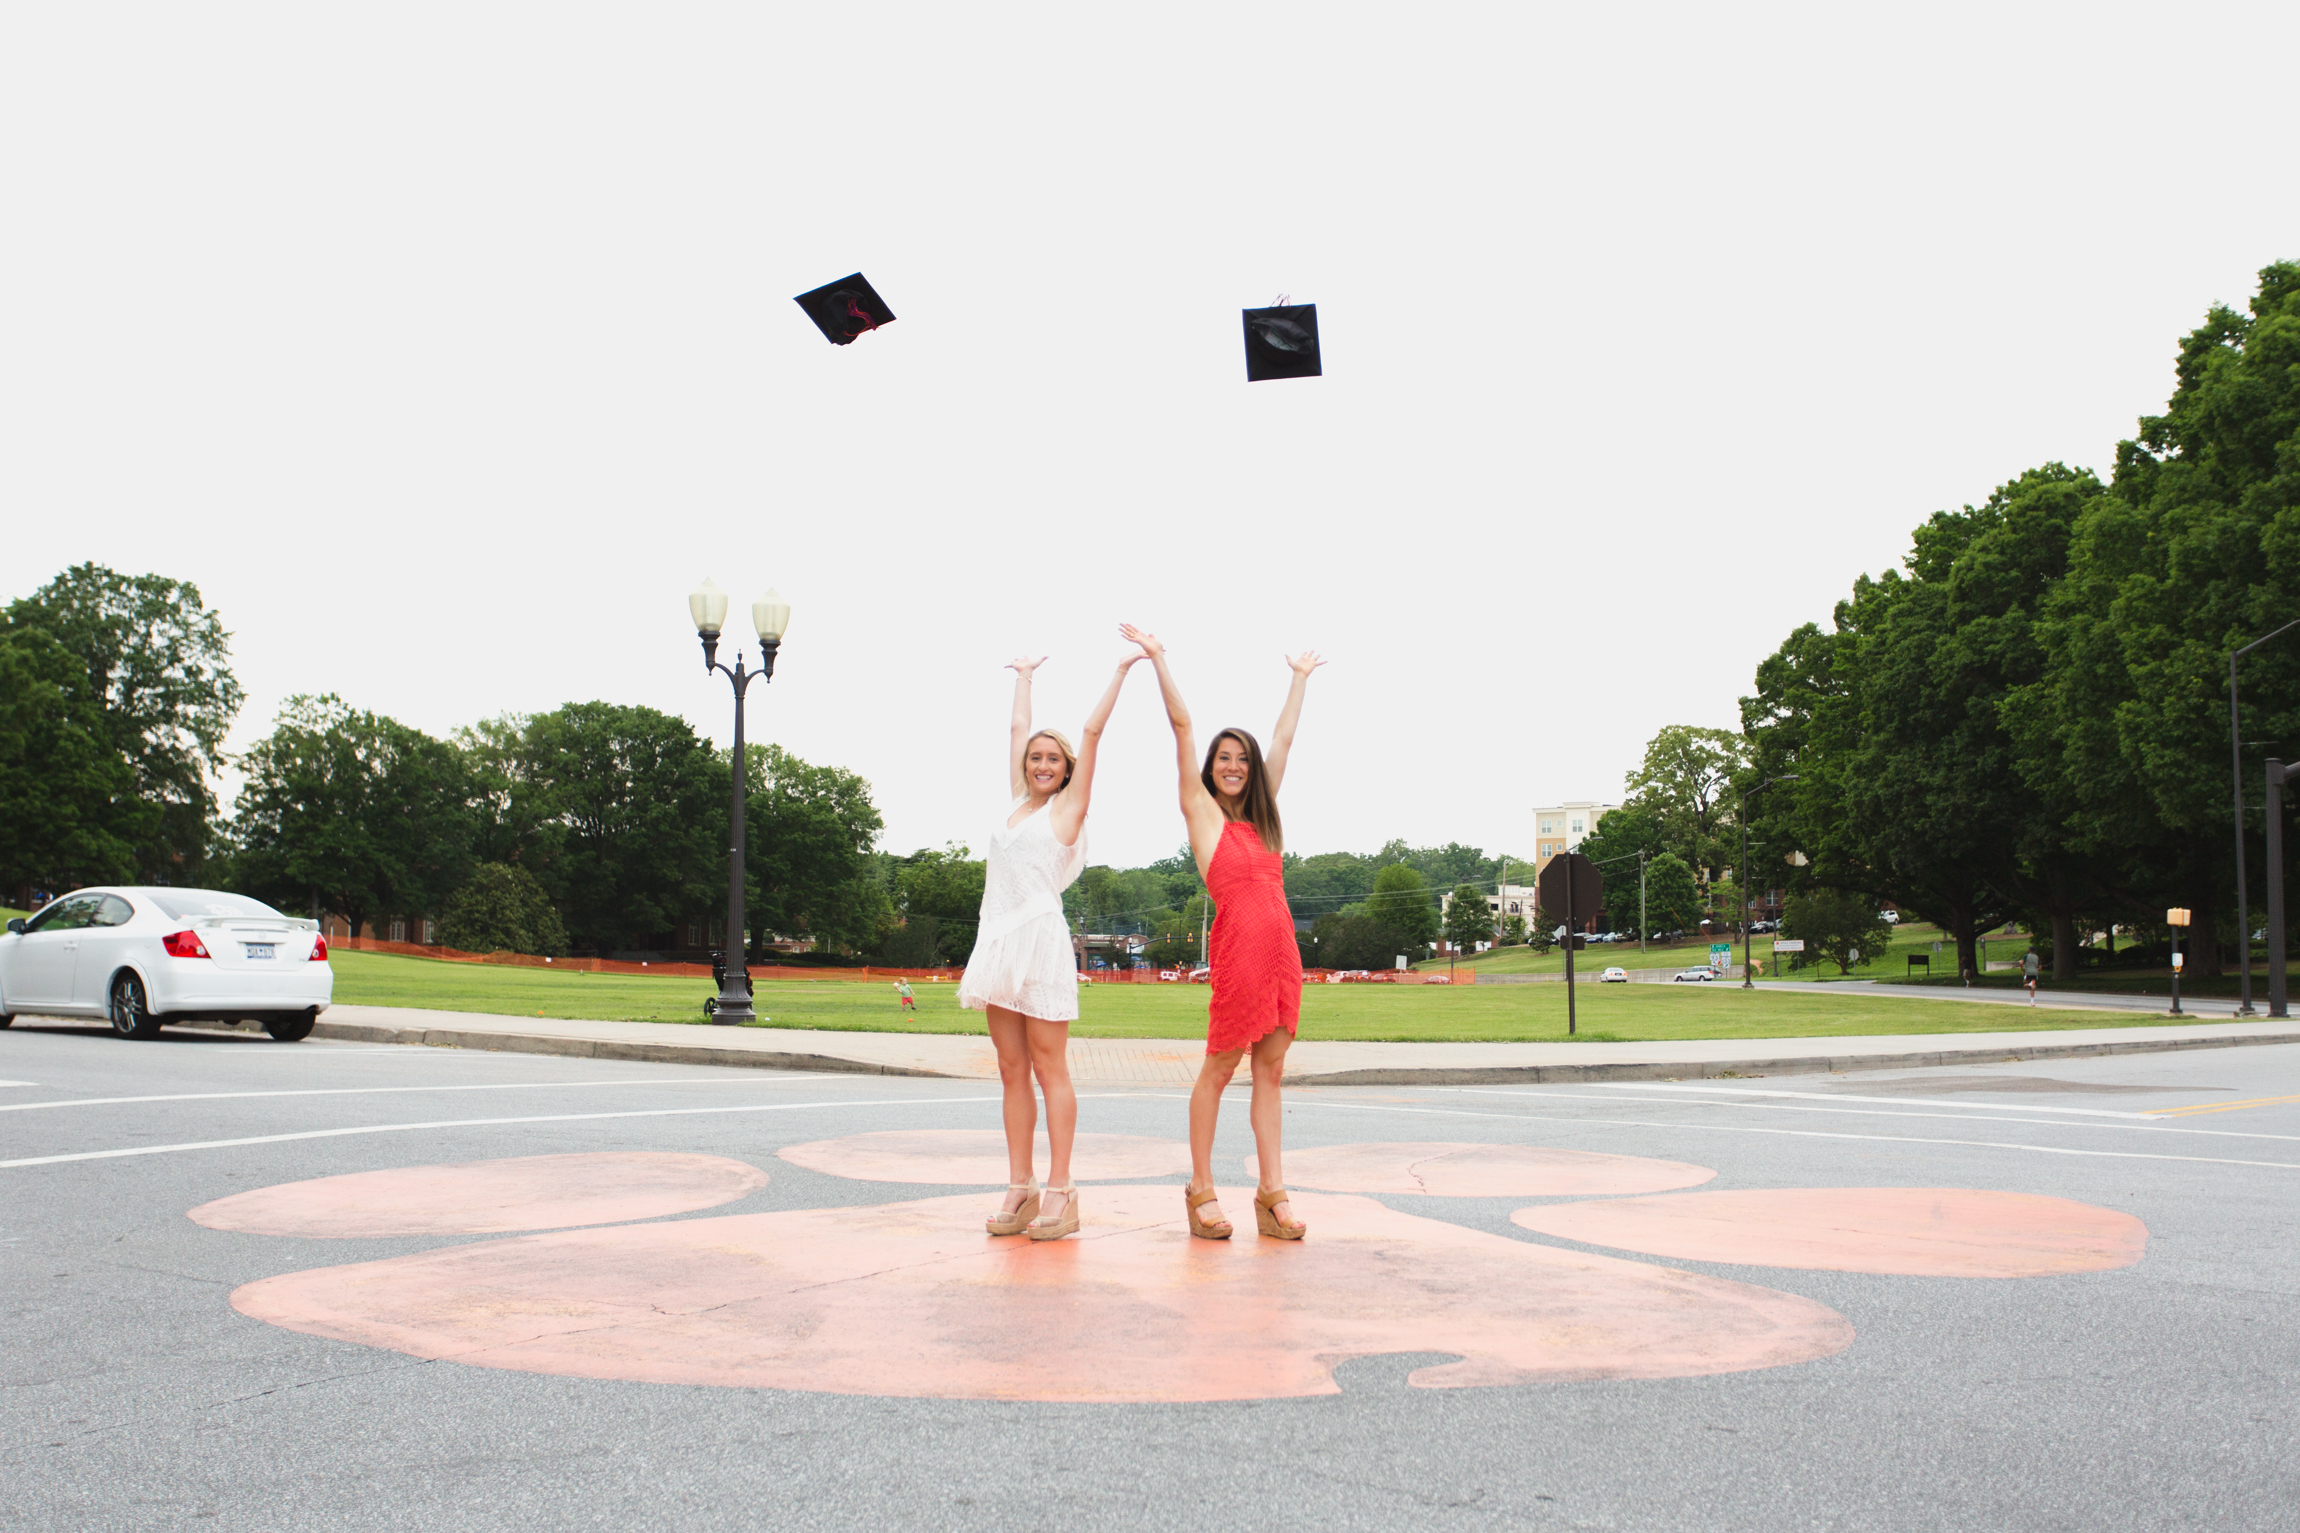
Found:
4,1022 -> 2296,1531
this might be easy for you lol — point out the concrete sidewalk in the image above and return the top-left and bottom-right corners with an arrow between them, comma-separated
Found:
217,1003 -> 2300,1088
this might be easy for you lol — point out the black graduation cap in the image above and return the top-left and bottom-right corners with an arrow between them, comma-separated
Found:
794,273 -> 896,346
1242,299 -> 1321,381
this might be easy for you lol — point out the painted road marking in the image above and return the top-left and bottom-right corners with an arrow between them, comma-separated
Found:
0,1077 -> 832,1114
1585,1082 -> 2162,1120
1443,1088 -> 2300,1144
0,1081 -> 36,1088
0,1095 -> 1003,1169
1277,1097 -> 2300,1172
2145,1093 -> 2300,1118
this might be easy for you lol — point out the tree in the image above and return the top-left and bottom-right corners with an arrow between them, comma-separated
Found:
1367,863 -> 1437,953
1781,888 -> 1894,975
499,703 -> 725,954
743,743 -> 888,956
1626,726 -> 1747,883
1144,895 -> 1212,967
1498,912 -> 1528,946
890,844 -> 989,964
0,627 -> 148,892
1307,910 -> 1405,971
1638,852 -> 1702,937
4,565 -> 244,880
230,696 -> 473,936
1441,883 -> 1495,967
438,863 -> 569,956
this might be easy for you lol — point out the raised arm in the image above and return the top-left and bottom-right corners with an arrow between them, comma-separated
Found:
1046,647 -> 1144,846
1120,624 -> 1226,873
1261,650 -> 1325,796
1005,654 -> 1047,798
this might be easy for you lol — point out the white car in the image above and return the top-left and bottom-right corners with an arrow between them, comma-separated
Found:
0,887 -> 332,1041
1599,966 -> 1628,983
1671,966 -> 1717,982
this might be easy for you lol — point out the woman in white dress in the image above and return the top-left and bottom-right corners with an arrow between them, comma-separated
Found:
960,647 -> 1142,1241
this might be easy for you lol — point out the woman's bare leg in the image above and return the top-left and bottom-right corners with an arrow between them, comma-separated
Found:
1189,1048 -> 1244,1221
1249,1028 -> 1295,1226
1026,1017 -> 1077,1216
985,1006 -> 1037,1216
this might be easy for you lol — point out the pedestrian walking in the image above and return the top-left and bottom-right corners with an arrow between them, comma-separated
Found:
959,645 -> 1144,1242
2023,948 -> 2039,1005
1124,622 -> 1322,1242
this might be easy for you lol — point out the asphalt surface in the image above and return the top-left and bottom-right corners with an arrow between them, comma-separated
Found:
4,1019 -> 2297,1532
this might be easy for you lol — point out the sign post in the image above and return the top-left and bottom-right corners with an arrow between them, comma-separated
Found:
1537,852 -> 1604,1037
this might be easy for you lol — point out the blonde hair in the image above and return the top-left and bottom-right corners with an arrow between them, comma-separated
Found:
1023,729 -> 1077,792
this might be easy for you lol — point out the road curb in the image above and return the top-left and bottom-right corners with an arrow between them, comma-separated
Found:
197,1017 -> 958,1078
1285,1029 -> 2300,1086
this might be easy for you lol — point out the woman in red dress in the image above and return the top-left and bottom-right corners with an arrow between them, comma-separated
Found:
1120,623 -> 1323,1240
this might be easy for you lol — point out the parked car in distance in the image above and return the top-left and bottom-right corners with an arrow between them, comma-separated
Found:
1671,966 -> 1716,982
1600,966 -> 1628,983
0,887 -> 331,1040
1881,911 -> 1900,923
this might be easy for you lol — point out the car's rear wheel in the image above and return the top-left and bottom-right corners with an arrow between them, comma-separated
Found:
263,1011 -> 316,1043
109,973 -> 163,1039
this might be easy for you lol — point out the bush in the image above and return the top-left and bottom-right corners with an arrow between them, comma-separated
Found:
437,862 -> 569,957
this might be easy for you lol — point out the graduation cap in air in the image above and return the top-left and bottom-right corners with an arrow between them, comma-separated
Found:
794,273 -> 896,345
1242,297 -> 1321,381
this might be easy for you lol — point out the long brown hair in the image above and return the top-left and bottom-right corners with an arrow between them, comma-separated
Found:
1201,728 -> 1283,853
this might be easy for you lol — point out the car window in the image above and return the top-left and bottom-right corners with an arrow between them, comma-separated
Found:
26,894 -> 101,932
91,895 -> 136,928
147,891 -> 288,921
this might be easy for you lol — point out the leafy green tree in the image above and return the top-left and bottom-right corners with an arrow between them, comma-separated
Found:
743,743 -> 888,956
1781,888 -> 1894,975
4,564 -> 244,879
1626,726 -> 1747,883
1144,895 -> 1213,967
1498,912 -> 1528,946
891,844 -> 988,964
1367,863 -> 1437,953
1639,852 -> 1702,937
437,863 -> 569,956
0,628 -> 148,891
231,696 -> 473,936
1442,883 -> 1495,961
493,703 -> 724,954
1307,910 -> 1406,970
2013,263 -> 2300,975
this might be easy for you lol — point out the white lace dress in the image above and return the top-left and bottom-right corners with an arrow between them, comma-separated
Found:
957,800 -> 1087,1022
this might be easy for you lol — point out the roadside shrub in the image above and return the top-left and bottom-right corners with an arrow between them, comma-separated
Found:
437,862 -> 569,957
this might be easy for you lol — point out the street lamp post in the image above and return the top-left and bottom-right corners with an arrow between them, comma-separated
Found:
689,579 -> 792,1027
2166,906 -> 2190,1017
2228,619 -> 2300,1017
1740,775 -> 1798,989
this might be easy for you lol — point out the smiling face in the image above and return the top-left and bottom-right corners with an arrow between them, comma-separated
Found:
1209,734 -> 1253,803
1024,734 -> 1073,799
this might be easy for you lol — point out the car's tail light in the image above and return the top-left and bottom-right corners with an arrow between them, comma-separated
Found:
310,935 -> 329,962
162,929 -> 211,959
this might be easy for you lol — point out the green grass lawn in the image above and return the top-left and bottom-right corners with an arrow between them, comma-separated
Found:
327,948 -> 2177,1043
1,908 -> 28,925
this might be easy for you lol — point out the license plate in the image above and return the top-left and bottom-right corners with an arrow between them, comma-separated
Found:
244,943 -> 275,960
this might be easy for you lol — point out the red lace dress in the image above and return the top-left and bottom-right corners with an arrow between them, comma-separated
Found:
1204,820 -> 1302,1053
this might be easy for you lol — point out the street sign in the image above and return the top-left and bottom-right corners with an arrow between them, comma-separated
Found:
1709,942 -> 1732,971
1536,852 -> 1604,925
1774,938 -> 1806,952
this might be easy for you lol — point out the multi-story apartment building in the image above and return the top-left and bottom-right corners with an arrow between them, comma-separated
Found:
1530,802 -> 1614,864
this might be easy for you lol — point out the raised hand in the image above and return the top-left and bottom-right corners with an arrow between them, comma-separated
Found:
1007,655 -> 1049,676
1286,650 -> 1327,677
1119,624 -> 1164,661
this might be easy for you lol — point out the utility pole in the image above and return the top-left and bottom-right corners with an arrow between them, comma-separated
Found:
2268,760 -> 2288,1019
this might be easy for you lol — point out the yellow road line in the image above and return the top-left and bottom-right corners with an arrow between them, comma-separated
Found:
2147,1093 -> 2300,1118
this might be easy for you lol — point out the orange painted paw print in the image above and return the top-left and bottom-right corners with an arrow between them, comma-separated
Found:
194,1133 -> 2145,1403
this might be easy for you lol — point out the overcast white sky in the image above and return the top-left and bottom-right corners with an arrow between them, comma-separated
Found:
6,3 -> 2295,870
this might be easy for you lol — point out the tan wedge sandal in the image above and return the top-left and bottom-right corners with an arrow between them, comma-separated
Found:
1254,1186 -> 1306,1241
1185,1185 -> 1233,1240
986,1180 -> 1040,1236
1027,1185 -> 1081,1242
